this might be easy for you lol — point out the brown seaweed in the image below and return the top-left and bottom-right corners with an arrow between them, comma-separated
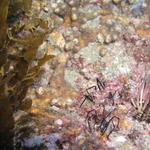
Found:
0,0 -> 54,148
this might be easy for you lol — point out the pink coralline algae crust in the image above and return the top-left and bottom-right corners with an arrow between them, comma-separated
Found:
122,33 -> 150,62
74,60 -> 149,138
76,76 -> 129,108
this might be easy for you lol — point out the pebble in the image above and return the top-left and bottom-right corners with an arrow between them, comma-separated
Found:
65,42 -> 74,51
144,24 -> 150,29
66,98 -> 73,105
43,7 -> 49,13
54,8 -> 60,14
62,141 -> 70,150
51,106 -> 60,111
73,38 -> 79,45
128,0 -> 136,4
61,4 -> 67,9
141,2 -> 147,8
14,110 -> 28,122
36,87 -> 44,95
9,65 -> 14,71
56,0 -> 64,4
113,0 -> 121,4
57,53 -> 68,63
103,0 -> 112,4
93,12 -> 98,17
106,19 -> 114,25
66,0 -> 80,7
115,136 -> 127,143
55,119 -> 63,126
98,33 -> 105,44
50,31 -> 66,49
71,7 -> 77,12
76,135 -> 84,141
51,98 -> 59,104
120,1 -> 126,7
99,48 -> 107,57
112,33 -> 118,41
105,34 -> 112,43
128,25 -> 135,32
69,0 -> 75,6
71,13 -> 78,21
114,24 -> 122,32
51,3 -> 58,9
72,26 -> 78,32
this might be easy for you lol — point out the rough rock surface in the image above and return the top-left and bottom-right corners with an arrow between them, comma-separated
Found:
14,0 -> 150,150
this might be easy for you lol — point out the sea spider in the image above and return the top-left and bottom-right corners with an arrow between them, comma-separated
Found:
107,91 -> 117,106
79,78 -> 105,107
86,105 -> 119,138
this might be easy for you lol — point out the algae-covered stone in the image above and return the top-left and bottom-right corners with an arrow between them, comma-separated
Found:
101,41 -> 136,80
75,42 -> 100,64
81,16 -> 101,30
49,31 -> 66,49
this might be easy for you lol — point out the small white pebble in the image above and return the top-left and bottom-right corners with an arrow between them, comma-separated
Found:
72,26 -> 78,31
103,0 -> 112,4
51,3 -> 58,9
82,17 -> 87,22
93,12 -> 98,17
54,8 -> 60,14
71,13 -> 78,21
61,4 -> 67,9
73,38 -> 79,44
43,7 -> 49,13
37,87 -> 44,95
98,33 -> 104,44
106,141 -> 116,148
115,136 -> 126,143
66,98 -> 73,105
56,0 -> 64,4
72,7 -> 77,11
106,19 -> 113,25
99,48 -> 107,57
51,106 -> 60,111
113,0 -> 121,4
121,1 -> 126,7
128,0 -> 136,4
76,135 -> 84,141
142,2 -> 147,8
69,0 -> 75,6
51,98 -> 58,104
105,34 -> 112,43
9,65 -> 14,71
112,33 -> 118,41
115,25 -> 122,32
55,119 -> 63,125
